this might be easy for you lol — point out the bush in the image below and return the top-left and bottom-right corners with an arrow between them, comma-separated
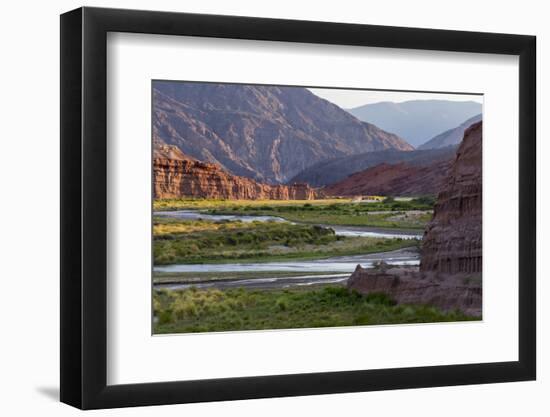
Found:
411,196 -> 436,207
364,292 -> 396,306
276,297 -> 288,311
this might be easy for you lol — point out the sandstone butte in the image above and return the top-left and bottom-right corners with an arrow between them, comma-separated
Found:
347,121 -> 483,316
153,145 -> 317,200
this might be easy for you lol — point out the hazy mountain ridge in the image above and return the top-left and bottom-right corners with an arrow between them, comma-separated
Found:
418,114 -> 482,150
153,82 -> 413,184
347,99 -> 482,148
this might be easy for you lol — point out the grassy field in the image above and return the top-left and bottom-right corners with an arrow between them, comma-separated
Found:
153,217 -> 417,265
244,208 -> 432,229
153,286 -> 477,334
153,198 -> 434,229
154,198 -> 356,211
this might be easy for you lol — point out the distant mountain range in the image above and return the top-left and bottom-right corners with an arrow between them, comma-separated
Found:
320,119 -> 483,198
347,99 -> 482,148
418,114 -> 482,150
153,82 -> 413,184
289,146 -> 457,187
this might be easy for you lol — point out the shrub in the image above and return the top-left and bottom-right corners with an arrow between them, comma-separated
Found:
276,297 -> 288,311
364,292 -> 396,306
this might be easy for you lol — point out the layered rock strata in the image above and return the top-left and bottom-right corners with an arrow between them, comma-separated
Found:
420,122 -> 482,274
154,157 -> 317,200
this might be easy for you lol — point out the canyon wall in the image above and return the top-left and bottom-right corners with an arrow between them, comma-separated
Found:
154,157 -> 317,200
420,121 -> 482,274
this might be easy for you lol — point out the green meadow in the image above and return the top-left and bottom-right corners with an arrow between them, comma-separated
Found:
153,197 -> 434,230
153,286 -> 475,334
153,216 -> 418,265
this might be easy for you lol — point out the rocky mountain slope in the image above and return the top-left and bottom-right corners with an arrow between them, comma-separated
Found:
418,114 -> 482,150
154,146 -> 316,200
420,121 -> 482,273
153,82 -> 413,184
153,143 -> 188,160
323,159 -> 451,197
347,99 -> 482,148
289,146 -> 456,187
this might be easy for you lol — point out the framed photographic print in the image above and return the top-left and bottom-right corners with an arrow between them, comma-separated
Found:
60,6 -> 536,409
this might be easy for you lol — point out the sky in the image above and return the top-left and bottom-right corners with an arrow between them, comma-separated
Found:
307,88 -> 483,109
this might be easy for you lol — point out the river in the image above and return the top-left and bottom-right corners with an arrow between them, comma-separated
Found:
153,210 -> 421,290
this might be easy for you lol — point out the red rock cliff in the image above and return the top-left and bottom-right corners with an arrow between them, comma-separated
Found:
420,121 -> 482,274
153,150 -> 317,200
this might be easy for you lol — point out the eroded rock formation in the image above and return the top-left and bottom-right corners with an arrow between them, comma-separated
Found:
347,122 -> 483,315
348,264 -> 482,316
154,148 -> 317,200
420,122 -> 482,274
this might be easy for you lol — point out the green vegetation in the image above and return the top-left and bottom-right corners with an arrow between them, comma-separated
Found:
153,286 -> 477,334
153,198 -> 434,229
155,196 -> 435,212
206,204 -> 432,229
153,217 -> 417,265
154,198 -> 355,211
154,217 -> 250,236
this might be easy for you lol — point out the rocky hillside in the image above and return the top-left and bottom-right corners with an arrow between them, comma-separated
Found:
154,147 -> 316,200
347,264 -> 481,316
323,158 -> 452,197
418,114 -> 482,150
420,121 -> 482,274
153,82 -> 413,184
153,143 -> 189,160
348,100 -> 482,148
290,146 -> 456,187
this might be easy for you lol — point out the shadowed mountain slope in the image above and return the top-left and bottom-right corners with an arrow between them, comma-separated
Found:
289,146 -> 457,187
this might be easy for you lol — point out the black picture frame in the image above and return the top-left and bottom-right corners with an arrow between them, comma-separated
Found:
60,6 -> 536,410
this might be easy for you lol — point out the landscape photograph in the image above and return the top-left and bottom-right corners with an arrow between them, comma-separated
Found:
151,80 -> 483,334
